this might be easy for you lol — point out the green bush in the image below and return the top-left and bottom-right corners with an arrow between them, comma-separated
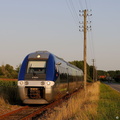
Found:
0,80 -> 22,105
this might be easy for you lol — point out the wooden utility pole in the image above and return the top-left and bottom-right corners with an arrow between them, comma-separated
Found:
79,9 -> 92,97
92,59 -> 95,82
83,10 -> 87,95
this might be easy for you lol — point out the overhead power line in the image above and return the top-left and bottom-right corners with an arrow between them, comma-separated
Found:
65,0 -> 96,68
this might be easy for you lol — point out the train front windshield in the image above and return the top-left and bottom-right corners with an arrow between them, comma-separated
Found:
27,61 -> 46,74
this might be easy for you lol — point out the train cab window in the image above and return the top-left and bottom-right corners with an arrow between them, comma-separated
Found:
27,61 -> 46,74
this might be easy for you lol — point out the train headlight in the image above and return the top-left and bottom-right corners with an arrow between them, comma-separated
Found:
41,81 -> 45,85
18,81 -> 24,86
47,81 -> 50,85
25,81 -> 29,85
37,55 -> 41,58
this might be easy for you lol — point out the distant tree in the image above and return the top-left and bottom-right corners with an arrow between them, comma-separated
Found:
0,65 -> 7,78
112,70 -> 120,82
107,71 -> 116,78
0,64 -> 19,79
69,60 -> 92,81
5,64 -> 14,78
115,70 -> 120,75
89,66 -> 93,79
0,66 -> 4,77
15,64 -> 21,73
97,70 -> 107,76
69,60 -> 83,70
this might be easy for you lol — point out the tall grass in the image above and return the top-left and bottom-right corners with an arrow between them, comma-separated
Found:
40,82 -> 100,120
0,80 -> 21,105
40,82 -> 120,120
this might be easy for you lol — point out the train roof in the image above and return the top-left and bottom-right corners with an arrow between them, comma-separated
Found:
28,51 -> 50,59
28,51 -> 64,60
28,51 -> 82,71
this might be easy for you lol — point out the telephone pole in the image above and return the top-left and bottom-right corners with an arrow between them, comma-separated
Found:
83,10 -> 87,93
79,9 -> 92,96
92,59 -> 95,82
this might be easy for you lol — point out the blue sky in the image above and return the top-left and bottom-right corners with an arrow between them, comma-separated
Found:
0,0 -> 120,71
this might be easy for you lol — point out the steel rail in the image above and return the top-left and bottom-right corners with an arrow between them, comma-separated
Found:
0,106 -> 29,120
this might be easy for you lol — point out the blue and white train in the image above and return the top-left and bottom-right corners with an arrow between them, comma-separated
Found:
18,51 -> 83,104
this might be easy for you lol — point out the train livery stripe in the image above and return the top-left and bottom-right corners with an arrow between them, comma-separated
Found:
18,55 -> 29,80
46,54 -> 55,81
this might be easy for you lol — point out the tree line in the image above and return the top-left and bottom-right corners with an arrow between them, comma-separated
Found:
97,70 -> 120,82
69,60 -> 96,82
0,64 -> 20,79
70,61 -> 120,82
0,62 -> 120,82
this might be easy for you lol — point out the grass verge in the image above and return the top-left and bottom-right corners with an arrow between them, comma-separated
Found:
97,83 -> 120,120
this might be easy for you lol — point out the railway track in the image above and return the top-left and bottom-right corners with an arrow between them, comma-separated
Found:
0,98 -> 64,120
0,95 -> 74,120
0,96 -> 65,120
0,85 -> 87,120
0,105 -> 46,120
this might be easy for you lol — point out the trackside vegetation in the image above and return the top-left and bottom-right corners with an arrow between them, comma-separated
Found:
39,82 -> 120,120
0,80 -> 21,105
39,82 -> 100,120
0,64 -> 20,79
0,80 -> 22,115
